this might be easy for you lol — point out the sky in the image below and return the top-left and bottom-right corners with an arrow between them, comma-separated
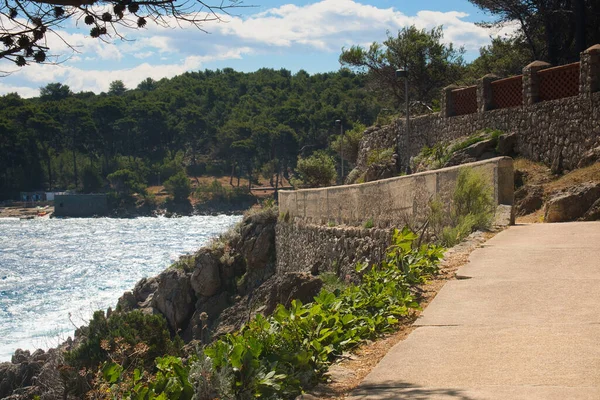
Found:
0,0 -> 513,98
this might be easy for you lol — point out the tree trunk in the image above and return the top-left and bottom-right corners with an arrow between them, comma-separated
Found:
247,165 -> 252,192
72,136 -> 78,189
230,163 -> 235,187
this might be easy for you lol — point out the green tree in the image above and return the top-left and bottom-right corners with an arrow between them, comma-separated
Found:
108,80 -> 127,96
163,171 -> 191,202
465,37 -> 532,80
39,83 -> 72,101
340,26 -> 465,110
293,151 -> 337,188
330,122 -> 365,165
468,0 -> 600,64
81,164 -> 104,193
107,169 -> 146,196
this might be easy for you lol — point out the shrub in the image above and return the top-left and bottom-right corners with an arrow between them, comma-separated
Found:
293,151 -> 337,188
363,218 -> 374,229
198,228 -> 444,399
429,167 -> 496,246
367,147 -> 394,166
107,169 -> 147,197
164,171 -> 192,202
66,310 -> 182,370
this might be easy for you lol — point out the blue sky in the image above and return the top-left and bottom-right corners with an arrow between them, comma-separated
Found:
0,0 -> 511,97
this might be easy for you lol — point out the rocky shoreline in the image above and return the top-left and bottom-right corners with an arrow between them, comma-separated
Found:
0,206 -> 323,399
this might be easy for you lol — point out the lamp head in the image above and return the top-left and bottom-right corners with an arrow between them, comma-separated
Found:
335,119 -> 341,126
395,69 -> 408,79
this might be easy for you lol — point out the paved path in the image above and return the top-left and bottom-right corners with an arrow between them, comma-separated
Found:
350,222 -> 600,399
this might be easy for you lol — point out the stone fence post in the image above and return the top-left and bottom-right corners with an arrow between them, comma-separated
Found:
580,44 -> 600,98
477,74 -> 499,112
523,60 -> 552,105
440,85 -> 458,117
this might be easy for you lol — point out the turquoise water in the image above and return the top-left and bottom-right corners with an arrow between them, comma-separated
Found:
0,215 -> 240,361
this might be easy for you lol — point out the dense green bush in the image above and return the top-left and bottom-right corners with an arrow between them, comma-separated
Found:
66,310 -> 182,370
164,171 -> 192,202
194,228 -> 443,399
107,169 -> 147,197
367,147 -> 394,166
292,151 -> 337,188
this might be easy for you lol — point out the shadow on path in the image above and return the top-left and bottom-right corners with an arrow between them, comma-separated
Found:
350,381 -> 476,400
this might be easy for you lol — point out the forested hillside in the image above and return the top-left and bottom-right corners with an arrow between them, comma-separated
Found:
0,68 -> 383,200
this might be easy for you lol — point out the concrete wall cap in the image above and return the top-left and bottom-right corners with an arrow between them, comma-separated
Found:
524,60 -> 552,70
584,44 -> 600,53
443,84 -> 459,91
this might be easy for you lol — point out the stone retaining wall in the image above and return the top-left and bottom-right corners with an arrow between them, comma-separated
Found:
359,45 -> 600,173
389,91 -> 600,172
275,224 -> 391,278
279,157 -> 513,227
276,158 -> 513,274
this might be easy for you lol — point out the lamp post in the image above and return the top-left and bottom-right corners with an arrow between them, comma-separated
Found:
395,68 -> 409,171
335,119 -> 344,183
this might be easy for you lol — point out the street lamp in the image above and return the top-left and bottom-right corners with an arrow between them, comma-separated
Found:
335,119 -> 344,183
396,68 -> 409,172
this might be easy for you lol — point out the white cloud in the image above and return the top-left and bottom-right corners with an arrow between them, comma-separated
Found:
0,0 -> 517,97
0,82 -> 40,98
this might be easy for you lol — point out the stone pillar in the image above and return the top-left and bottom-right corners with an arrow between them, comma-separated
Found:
580,44 -> 600,98
522,60 -> 552,105
440,85 -> 458,117
477,74 -> 500,112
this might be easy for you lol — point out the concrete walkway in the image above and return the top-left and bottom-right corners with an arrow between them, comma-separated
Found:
350,222 -> 600,399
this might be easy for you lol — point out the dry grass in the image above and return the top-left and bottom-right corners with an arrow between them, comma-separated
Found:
543,162 -> 600,194
514,159 -> 600,224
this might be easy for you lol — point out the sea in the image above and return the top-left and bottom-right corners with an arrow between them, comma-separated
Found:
0,215 -> 241,361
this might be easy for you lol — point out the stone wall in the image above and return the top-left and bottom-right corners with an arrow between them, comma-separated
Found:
279,157 -> 513,228
359,45 -> 600,173
277,158 -> 513,274
276,223 -> 392,278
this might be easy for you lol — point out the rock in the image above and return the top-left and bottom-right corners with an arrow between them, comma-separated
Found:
133,276 -> 159,303
116,291 -> 137,312
544,183 -> 600,222
11,349 -> 30,364
577,146 -> 600,168
0,350 -> 42,398
443,151 -> 476,167
190,249 -> 221,297
185,292 -> 230,342
235,210 -> 278,295
514,185 -> 544,216
263,272 -> 323,315
364,156 -> 398,182
496,132 -> 518,156
463,138 -> 496,158
152,268 -> 195,331
582,198 -> 600,221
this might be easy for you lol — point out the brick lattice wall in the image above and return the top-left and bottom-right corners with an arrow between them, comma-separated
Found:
452,86 -> 477,116
538,63 -> 580,101
491,76 -> 523,109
